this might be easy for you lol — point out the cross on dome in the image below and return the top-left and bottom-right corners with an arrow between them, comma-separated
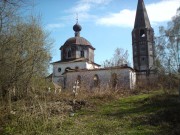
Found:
73,13 -> 82,37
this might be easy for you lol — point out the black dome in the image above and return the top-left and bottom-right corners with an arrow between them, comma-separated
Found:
73,23 -> 82,32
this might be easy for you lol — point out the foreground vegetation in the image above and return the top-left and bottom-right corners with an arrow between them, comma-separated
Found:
0,1 -> 179,135
0,89 -> 180,135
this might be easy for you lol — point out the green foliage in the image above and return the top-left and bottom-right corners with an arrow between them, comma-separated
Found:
0,1 -> 53,100
1,90 -> 180,135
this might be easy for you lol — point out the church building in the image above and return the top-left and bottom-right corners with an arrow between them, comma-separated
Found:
51,0 -> 155,90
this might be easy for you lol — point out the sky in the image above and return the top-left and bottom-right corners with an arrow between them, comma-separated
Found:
33,0 -> 180,66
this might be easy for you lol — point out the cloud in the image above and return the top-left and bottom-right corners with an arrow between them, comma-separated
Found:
60,13 -> 97,23
147,0 -> 180,23
82,0 -> 112,5
68,2 -> 91,13
96,0 -> 180,27
96,9 -> 135,27
64,0 -> 112,22
69,0 -> 112,13
46,23 -> 65,30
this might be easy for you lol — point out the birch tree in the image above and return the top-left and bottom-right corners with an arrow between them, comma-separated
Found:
0,1 -> 52,101
155,7 -> 180,74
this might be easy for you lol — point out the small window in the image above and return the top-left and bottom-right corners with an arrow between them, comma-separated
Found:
68,50 -> 71,58
81,51 -> 84,57
93,74 -> 100,88
140,29 -> 145,37
65,67 -> 71,72
58,68 -> 61,72
142,57 -> 145,61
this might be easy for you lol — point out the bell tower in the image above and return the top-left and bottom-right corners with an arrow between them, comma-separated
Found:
132,0 -> 155,73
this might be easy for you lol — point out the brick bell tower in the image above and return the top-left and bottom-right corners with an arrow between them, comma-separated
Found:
132,0 -> 155,73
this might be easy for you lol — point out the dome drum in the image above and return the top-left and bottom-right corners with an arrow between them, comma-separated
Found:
60,22 -> 95,62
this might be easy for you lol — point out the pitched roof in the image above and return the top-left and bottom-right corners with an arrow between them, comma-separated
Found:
134,0 -> 151,29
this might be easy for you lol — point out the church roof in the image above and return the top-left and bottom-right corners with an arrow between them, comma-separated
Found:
60,22 -> 95,50
134,0 -> 151,29
64,36 -> 92,46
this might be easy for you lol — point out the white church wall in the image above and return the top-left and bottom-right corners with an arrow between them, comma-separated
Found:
53,62 -> 87,76
130,71 -> 136,89
86,63 -> 100,69
88,48 -> 94,62
53,61 -> 100,77
65,68 -> 136,90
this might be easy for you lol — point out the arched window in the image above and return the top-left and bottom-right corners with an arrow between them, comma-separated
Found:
93,74 -> 100,87
65,67 -> 71,72
81,51 -> 84,57
58,68 -> 61,72
140,29 -> 145,37
111,73 -> 118,89
68,50 -> 72,58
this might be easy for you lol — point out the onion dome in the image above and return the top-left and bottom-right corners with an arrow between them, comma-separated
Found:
73,23 -> 82,33
73,23 -> 82,37
61,22 -> 94,49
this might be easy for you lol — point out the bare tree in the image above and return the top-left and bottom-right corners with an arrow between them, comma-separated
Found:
0,1 -> 53,102
155,7 -> 180,92
102,48 -> 130,67
155,7 -> 180,74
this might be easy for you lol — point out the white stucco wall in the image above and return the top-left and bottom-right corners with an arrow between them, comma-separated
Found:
53,61 -> 99,76
53,62 -> 87,76
65,68 -> 136,90
130,71 -> 136,89
52,61 -> 100,88
86,63 -> 99,69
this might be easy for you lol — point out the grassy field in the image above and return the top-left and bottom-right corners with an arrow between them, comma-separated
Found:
1,90 -> 180,135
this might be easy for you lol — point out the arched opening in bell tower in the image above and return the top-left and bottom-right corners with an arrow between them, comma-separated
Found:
140,29 -> 145,37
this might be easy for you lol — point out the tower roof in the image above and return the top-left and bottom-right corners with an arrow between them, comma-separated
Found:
134,0 -> 151,29
60,21 -> 95,50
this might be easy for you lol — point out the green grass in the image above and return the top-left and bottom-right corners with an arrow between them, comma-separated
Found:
1,90 -> 180,135
59,90 -> 180,135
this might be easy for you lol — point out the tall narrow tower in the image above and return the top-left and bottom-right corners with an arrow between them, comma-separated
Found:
132,0 -> 155,73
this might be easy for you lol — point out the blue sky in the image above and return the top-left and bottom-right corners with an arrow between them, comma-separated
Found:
34,0 -> 180,66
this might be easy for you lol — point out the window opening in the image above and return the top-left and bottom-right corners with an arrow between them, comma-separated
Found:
142,57 -> 145,61
81,51 -> 84,57
58,68 -> 61,72
93,74 -> 100,88
65,67 -> 71,72
68,50 -> 71,58
140,29 -> 145,37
